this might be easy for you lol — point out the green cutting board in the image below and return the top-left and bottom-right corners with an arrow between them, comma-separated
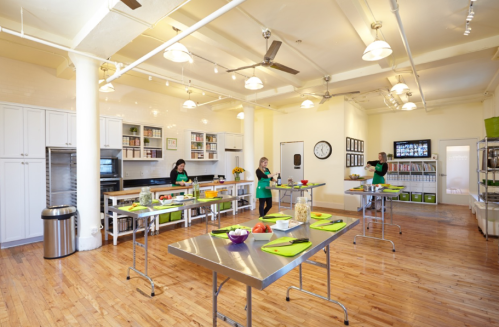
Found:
259,213 -> 292,223
311,212 -> 332,220
261,237 -> 312,257
118,205 -> 148,211
310,221 -> 346,232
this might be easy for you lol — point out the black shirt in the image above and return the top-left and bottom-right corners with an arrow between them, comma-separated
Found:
367,160 -> 388,177
170,169 -> 189,184
256,168 -> 274,181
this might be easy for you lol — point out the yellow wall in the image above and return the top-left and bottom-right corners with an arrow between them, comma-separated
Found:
367,102 -> 484,161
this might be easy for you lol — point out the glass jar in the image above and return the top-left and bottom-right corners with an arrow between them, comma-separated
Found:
139,187 -> 152,206
294,197 -> 310,223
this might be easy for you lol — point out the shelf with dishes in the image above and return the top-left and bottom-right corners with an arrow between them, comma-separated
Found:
185,130 -> 219,161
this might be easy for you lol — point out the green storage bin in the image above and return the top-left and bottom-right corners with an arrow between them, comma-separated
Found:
485,117 -> 499,138
221,201 -> 232,210
159,210 -> 182,224
399,192 -> 410,201
424,193 -> 436,203
411,192 -> 422,202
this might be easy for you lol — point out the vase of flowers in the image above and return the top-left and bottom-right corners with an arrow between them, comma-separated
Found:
232,167 -> 245,181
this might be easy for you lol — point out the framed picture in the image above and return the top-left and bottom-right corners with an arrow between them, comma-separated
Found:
360,155 -> 364,166
346,154 -> 351,167
354,139 -> 358,152
350,138 -> 355,151
360,141 -> 364,152
167,138 -> 177,150
352,154 -> 356,166
346,137 -> 351,151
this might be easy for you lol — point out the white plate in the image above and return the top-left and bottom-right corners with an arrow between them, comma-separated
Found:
271,220 -> 303,231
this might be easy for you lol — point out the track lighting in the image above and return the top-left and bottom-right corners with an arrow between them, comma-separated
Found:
214,64 -> 218,73
202,92 -> 205,95
464,2 -> 476,35
165,80 -> 169,86
402,92 -> 417,110
189,57 -> 193,64
232,73 -> 236,80
99,67 -> 115,93
390,75 -> 410,95
148,76 -> 152,81
362,22 -> 392,61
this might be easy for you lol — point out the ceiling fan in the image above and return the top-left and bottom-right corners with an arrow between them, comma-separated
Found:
303,76 -> 360,105
121,0 -> 142,10
227,29 -> 300,75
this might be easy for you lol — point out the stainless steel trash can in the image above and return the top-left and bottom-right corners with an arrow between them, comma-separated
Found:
42,205 -> 76,259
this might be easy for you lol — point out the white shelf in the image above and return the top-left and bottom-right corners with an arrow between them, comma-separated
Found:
123,145 -> 140,148
144,136 -> 162,139
123,134 -> 140,137
185,159 -> 218,162
144,146 -> 162,149
123,122 -> 163,161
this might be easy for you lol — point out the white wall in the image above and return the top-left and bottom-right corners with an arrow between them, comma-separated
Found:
0,56 -> 242,180
367,102 -> 484,161
272,98 -> 346,209
344,101 -> 368,176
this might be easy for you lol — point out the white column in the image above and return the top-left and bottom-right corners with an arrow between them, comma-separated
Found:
243,105 -> 255,209
68,53 -> 102,251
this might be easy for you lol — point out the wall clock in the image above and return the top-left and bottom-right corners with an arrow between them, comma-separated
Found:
314,141 -> 332,159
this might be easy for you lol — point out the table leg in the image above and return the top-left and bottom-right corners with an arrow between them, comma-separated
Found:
367,196 -> 402,235
213,271 -> 217,327
246,285 -> 252,327
310,188 -> 314,211
113,198 -> 118,246
104,195 -> 109,241
217,203 -> 221,229
290,191 -> 293,210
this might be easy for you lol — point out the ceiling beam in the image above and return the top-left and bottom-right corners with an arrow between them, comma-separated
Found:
163,10 -> 303,87
211,101 -> 243,111
335,0 -> 391,69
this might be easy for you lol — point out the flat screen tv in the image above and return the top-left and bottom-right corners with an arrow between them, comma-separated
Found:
394,139 -> 431,159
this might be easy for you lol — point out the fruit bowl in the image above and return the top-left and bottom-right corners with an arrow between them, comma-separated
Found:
219,180 -> 225,184
205,190 -> 219,198
227,232 -> 249,244
252,232 -> 274,241
349,175 -> 360,180
300,180 -> 308,186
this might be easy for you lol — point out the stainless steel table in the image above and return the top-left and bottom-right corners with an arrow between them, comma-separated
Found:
169,210 -> 358,326
266,183 -> 326,211
344,188 -> 404,252
108,195 -> 237,297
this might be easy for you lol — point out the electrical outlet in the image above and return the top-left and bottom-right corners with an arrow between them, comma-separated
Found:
125,172 -> 130,177
140,171 -> 144,177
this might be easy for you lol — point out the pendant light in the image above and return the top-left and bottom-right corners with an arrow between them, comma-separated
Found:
183,90 -> 196,109
362,22 -> 393,61
245,68 -> 264,90
300,97 -> 314,109
236,112 -> 244,119
402,92 -> 417,110
99,67 -> 115,93
164,27 -> 192,63
390,75 -> 410,95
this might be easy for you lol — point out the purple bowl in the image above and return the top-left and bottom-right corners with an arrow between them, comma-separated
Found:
227,232 -> 249,244
219,180 -> 225,184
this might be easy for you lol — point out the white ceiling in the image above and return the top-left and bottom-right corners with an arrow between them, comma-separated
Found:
0,0 -> 498,113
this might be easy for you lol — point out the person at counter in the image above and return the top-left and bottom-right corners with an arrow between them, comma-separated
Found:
170,159 -> 190,186
366,152 -> 388,210
256,157 -> 279,217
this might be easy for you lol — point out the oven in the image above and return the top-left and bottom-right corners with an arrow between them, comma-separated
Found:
100,178 -> 121,211
100,157 -> 120,178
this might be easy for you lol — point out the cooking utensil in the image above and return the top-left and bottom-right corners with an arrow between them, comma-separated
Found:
363,184 -> 376,192
262,238 -> 309,248
315,219 -> 344,227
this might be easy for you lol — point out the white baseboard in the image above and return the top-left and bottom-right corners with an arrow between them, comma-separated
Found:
76,234 -> 102,251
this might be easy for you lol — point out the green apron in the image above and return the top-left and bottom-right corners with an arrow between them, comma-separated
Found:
256,170 -> 272,199
174,171 -> 188,186
372,163 -> 385,184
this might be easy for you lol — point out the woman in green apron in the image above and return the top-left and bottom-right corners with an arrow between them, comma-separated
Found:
366,152 -> 388,210
255,157 -> 279,217
170,159 -> 190,186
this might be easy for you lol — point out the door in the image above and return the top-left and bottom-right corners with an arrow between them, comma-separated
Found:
24,159 -> 46,238
234,134 -> 243,150
99,117 -> 106,148
0,105 -> 24,158
106,118 -> 123,149
280,141 -> 304,183
68,113 -> 77,147
24,108 -> 46,158
0,159 -> 25,242
439,138 -> 477,205
46,111 -> 68,147
225,134 -> 235,149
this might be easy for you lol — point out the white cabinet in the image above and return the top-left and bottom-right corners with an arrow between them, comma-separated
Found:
102,118 -> 122,149
46,111 -> 71,147
0,105 -> 45,158
24,159 -> 46,238
224,133 -> 243,150
69,113 -> 77,147
0,159 -> 46,244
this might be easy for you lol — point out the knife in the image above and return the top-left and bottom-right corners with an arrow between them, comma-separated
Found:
315,219 -> 344,227
261,215 -> 292,220
262,238 -> 309,248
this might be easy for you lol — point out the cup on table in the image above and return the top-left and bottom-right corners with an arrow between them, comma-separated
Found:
276,220 -> 289,229
176,195 -> 184,201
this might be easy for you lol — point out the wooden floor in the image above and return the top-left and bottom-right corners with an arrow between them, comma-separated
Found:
1,203 -> 499,327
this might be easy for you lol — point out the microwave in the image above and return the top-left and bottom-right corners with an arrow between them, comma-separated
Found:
100,157 -> 120,178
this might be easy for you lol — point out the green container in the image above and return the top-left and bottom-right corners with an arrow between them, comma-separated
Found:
485,117 -> 499,138
411,192 -> 422,202
159,210 -> 182,224
221,202 -> 232,210
424,193 -> 436,203
399,192 -> 410,201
